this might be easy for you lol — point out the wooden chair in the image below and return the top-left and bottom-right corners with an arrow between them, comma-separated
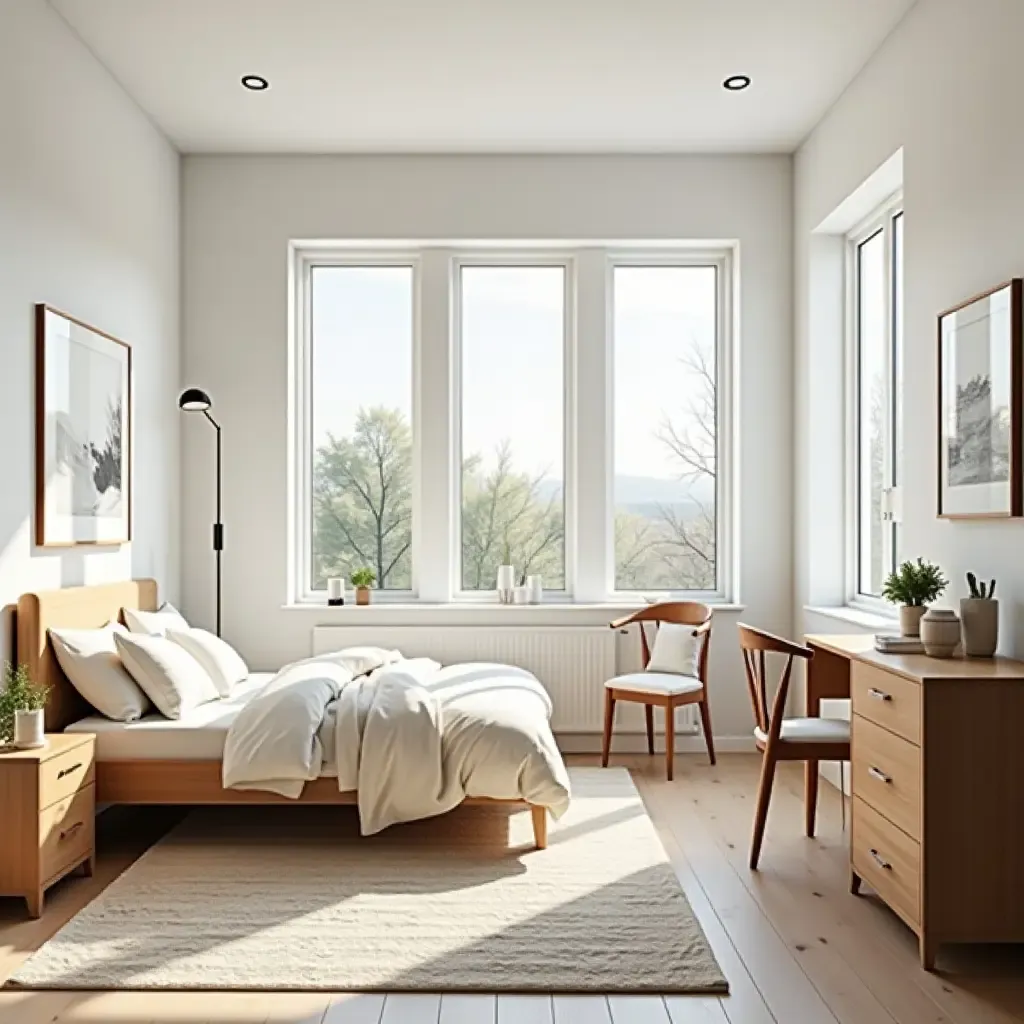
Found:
738,623 -> 850,870
603,602 -> 715,781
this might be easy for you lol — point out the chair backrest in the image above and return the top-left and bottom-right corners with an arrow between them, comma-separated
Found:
612,601 -> 712,677
737,623 -> 814,739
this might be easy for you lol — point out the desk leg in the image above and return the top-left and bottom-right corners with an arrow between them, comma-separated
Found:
805,656 -> 823,838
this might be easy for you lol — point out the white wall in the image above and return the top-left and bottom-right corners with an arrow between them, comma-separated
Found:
0,0 -> 181,663
181,154 -> 793,742
796,0 -> 1024,651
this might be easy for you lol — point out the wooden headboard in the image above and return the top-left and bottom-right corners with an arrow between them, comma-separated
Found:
16,579 -> 158,732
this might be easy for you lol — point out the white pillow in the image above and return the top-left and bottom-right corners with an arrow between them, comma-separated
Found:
122,602 -> 189,637
114,632 -> 220,719
49,624 -> 152,722
166,628 -> 248,697
646,622 -> 701,677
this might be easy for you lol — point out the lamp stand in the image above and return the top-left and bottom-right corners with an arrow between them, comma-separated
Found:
205,410 -> 223,637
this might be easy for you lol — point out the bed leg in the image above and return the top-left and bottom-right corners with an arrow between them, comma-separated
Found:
530,805 -> 548,850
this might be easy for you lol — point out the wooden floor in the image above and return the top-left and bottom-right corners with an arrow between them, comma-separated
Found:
1,753 -> 1022,1024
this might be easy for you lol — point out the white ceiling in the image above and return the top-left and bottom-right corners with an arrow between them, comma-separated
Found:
50,0 -> 915,154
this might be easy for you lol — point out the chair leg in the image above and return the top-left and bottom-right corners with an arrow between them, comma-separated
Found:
698,698 -> 716,765
664,703 -> 675,781
750,751 -> 777,870
805,759 -> 819,838
601,690 -> 616,768
645,704 -> 655,756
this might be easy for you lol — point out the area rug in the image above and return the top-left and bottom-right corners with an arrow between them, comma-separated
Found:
8,768 -> 726,993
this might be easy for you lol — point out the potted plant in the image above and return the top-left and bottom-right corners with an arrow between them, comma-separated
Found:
961,572 -> 998,657
350,568 -> 376,606
0,662 -> 50,749
881,559 -> 948,637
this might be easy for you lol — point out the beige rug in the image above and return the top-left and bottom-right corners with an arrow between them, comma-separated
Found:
9,768 -> 726,993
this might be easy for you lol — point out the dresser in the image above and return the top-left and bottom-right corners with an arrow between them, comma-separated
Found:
805,635 -> 1024,969
0,733 -> 96,917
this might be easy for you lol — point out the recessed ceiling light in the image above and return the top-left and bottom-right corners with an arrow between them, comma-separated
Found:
723,75 -> 751,91
241,75 -> 269,92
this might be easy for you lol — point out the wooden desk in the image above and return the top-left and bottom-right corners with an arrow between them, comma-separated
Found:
805,634 -> 1024,969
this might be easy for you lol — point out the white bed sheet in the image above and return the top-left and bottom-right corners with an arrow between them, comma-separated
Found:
64,673 -> 276,761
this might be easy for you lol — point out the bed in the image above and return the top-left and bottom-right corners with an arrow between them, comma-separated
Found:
16,579 -> 556,848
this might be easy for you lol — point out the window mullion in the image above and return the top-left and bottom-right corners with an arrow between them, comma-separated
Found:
574,250 -> 613,602
417,250 -> 454,602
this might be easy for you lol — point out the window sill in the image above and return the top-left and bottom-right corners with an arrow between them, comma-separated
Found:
282,600 -> 746,618
804,605 -> 897,630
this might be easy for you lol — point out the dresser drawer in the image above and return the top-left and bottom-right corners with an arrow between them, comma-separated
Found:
39,784 -> 94,885
852,797 -> 920,928
851,663 -> 921,745
39,741 -> 95,810
852,715 -> 922,840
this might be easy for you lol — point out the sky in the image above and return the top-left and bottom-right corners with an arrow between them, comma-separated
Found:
310,261 -> 718,499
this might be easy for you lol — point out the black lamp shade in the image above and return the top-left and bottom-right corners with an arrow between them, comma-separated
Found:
178,387 -> 212,412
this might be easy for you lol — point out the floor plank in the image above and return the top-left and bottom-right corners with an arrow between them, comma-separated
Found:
497,995 -> 554,1024
552,996 -> 612,1024
440,994 -> 497,1024
380,993 -> 442,1024
607,996 -> 670,1023
662,997 -> 730,1024
322,993 -> 387,1024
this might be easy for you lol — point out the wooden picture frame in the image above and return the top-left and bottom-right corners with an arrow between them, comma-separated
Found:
35,305 -> 132,546
937,279 -> 1023,518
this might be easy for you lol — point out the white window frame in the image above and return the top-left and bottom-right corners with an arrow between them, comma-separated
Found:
289,247 -> 423,603
845,193 -> 903,608
452,253 -> 577,601
289,242 -> 736,607
607,251 -> 734,604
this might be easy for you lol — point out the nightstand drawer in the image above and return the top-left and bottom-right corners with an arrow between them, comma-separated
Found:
40,784 -> 94,884
851,663 -> 921,745
852,797 -> 920,929
39,742 -> 95,809
852,714 -> 922,840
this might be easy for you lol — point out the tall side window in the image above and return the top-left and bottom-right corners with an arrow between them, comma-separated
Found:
851,200 -> 903,600
309,264 -> 415,592
457,264 -> 567,593
612,265 -> 719,593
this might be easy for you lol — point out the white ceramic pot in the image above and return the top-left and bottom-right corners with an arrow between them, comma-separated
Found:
496,565 -> 515,604
14,709 -> 46,750
898,605 -> 927,638
526,575 -> 543,604
960,598 -> 998,657
513,585 -> 529,604
920,608 -> 960,658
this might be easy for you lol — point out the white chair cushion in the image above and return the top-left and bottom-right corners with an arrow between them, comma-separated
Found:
646,622 -> 700,676
754,718 -> 851,745
606,671 -> 704,696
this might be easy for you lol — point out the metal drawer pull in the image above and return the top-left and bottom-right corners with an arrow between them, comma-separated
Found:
868,766 -> 892,784
57,762 -> 83,780
59,821 -> 84,841
869,848 -> 892,870
867,688 -> 892,702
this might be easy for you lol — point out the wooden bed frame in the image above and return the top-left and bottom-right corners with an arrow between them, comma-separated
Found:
16,580 -> 548,849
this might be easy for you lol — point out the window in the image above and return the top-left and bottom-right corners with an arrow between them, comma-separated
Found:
308,264 -> 415,592
613,265 -> 719,592
293,245 -> 733,605
458,264 -> 567,592
850,198 -> 903,600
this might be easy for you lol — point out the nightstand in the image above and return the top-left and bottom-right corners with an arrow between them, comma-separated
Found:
0,733 -> 96,917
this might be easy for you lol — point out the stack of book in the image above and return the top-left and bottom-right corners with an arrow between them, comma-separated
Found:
874,633 -> 924,654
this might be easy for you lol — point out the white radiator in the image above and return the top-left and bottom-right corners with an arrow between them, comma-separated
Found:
312,624 -> 697,737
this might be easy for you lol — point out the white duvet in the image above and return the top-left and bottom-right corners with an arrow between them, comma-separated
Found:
222,649 -> 572,834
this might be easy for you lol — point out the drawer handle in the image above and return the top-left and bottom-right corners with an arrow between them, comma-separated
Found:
868,765 -> 892,784
869,848 -> 892,871
57,762 -> 83,780
59,821 -> 84,842
867,688 -> 892,702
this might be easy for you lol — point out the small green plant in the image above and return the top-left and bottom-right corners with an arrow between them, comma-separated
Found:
0,663 -> 49,745
966,572 -> 997,599
881,559 -> 948,607
501,540 -> 513,566
350,568 -> 376,589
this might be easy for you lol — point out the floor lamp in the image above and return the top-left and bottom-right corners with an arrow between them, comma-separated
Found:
178,388 -> 222,637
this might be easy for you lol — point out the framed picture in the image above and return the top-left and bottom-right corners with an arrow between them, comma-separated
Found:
35,305 -> 132,546
937,279 -> 1023,518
